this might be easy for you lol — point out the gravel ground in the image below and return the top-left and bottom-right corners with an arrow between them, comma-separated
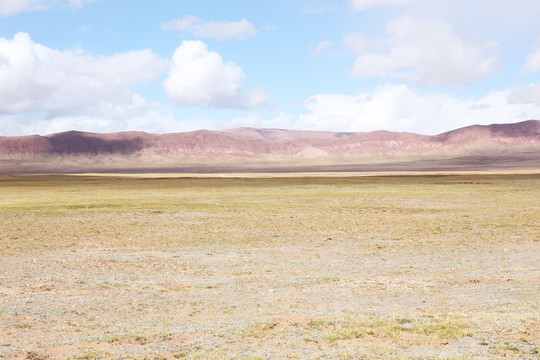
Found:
0,174 -> 538,359
1,240 -> 539,359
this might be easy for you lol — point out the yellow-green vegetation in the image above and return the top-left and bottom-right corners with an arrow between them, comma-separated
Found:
322,313 -> 471,343
1,174 -> 538,254
0,173 -> 538,359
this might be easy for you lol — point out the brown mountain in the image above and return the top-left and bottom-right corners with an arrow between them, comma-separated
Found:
0,120 -> 538,173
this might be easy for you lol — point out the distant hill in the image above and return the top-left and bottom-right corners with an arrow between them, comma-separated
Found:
1,120 -> 539,173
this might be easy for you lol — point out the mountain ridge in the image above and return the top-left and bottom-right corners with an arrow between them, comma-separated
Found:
1,120 -> 539,173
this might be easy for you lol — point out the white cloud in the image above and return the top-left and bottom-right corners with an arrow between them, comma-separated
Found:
524,39 -> 540,73
349,1 -> 540,40
350,17 -> 499,86
163,40 -> 266,109
351,0 -> 416,11
162,16 -> 257,41
227,112 -> 295,129
0,0 -> 94,15
0,0 -> 47,15
342,32 -> 372,55
66,0 -> 95,9
312,41 -> 333,56
302,4 -> 335,14
261,23 -> 277,31
162,15 -> 201,31
414,0 -> 540,28
0,109 -> 177,136
315,33 -> 374,57
351,0 -> 540,20
0,33 -> 166,115
509,83 -> 540,105
0,32 -> 169,135
295,84 -> 540,134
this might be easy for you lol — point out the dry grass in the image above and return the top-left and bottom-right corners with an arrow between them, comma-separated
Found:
0,173 -> 539,359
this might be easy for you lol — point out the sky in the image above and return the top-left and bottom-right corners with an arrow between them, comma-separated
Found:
1,0 -> 540,136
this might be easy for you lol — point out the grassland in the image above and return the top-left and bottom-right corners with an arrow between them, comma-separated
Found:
0,173 -> 539,359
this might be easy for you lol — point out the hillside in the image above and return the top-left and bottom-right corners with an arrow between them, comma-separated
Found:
0,120 -> 539,173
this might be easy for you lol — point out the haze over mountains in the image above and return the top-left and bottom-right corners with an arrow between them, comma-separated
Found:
1,120 -> 539,173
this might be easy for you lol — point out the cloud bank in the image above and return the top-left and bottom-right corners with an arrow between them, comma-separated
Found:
294,85 -> 540,134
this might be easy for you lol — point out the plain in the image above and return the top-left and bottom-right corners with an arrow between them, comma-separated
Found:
0,173 -> 539,359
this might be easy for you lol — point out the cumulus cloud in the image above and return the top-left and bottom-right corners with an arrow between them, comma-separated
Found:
0,32 -> 169,135
0,0 -> 95,15
350,17 -> 499,86
161,16 -> 257,41
295,85 -> 540,134
163,40 -> 266,109
350,0 -> 416,11
0,32 -> 166,114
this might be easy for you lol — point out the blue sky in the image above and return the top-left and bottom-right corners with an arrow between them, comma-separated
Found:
1,0 -> 540,136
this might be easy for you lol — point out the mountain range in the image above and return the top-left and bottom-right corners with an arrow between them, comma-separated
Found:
1,120 -> 539,173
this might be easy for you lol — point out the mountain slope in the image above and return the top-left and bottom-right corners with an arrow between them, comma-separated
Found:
1,120 -> 538,173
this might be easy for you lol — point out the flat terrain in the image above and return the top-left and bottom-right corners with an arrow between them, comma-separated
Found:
0,174 -> 539,359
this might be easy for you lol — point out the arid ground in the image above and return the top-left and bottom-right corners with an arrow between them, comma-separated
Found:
0,173 -> 539,359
